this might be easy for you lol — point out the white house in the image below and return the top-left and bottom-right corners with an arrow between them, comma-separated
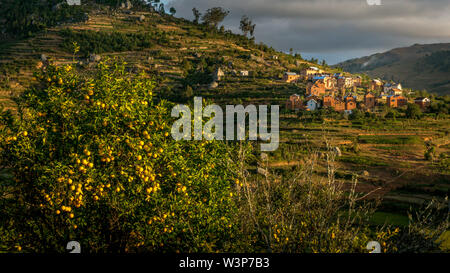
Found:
393,83 -> 402,90
306,98 -> 320,111
67,0 -> 81,5
240,70 -> 249,77
384,82 -> 402,93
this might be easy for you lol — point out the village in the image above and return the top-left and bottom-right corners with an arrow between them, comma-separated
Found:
282,66 -> 431,114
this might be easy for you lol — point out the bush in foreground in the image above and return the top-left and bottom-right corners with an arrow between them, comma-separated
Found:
0,59 -> 237,253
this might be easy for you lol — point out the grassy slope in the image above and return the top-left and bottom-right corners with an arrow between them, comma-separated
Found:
0,6 -> 324,109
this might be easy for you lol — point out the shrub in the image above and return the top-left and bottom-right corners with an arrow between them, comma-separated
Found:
406,103 -> 422,119
60,29 -> 155,56
357,135 -> 422,145
0,59 -> 237,253
232,145 -> 397,253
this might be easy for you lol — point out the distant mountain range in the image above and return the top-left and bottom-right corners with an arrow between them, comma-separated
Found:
335,43 -> 450,95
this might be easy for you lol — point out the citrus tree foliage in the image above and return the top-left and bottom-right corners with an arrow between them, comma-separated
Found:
0,59 -> 237,253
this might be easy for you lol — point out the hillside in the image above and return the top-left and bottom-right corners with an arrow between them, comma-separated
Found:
335,43 -> 450,95
0,1 -> 449,235
0,3 -> 324,111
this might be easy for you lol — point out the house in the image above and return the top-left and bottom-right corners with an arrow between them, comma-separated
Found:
384,83 -> 403,93
283,72 -> 300,83
364,93 -> 375,109
240,70 -> 249,77
305,97 -> 320,111
323,95 -> 334,108
334,98 -> 346,112
300,67 -> 321,79
394,83 -> 402,90
376,93 -> 388,105
306,80 -> 326,96
370,79 -> 384,92
286,94 -> 303,111
387,95 -> 407,108
337,77 -> 354,89
353,76 -> 362,87
328,77 -> 338,90
313,76 -> 337,90
323,95 -> 345,112
344,96 -> 357,111
67,0 -> 81,5
414,97 -> 431,109
383,83 -> 392,93
390,88 -> 403,96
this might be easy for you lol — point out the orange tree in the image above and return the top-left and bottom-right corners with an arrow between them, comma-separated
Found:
0,59 -> 237,253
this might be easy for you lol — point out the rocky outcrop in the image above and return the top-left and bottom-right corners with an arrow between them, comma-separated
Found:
121,1 -> 133,10
333,147 -> 342,157
213,67 -> 224,81
89,54 -> 101,63
209,81 -> 219,89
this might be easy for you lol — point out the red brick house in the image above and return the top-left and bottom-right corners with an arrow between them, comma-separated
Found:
344,96 -> 357,111
364,93 -> 375,109
323,95 -> 346,112
334,98 -> 345,112
286,94 -> 303,110
387,95 -> 407,108
307,80 -> 326,97
323,95 -> 334,108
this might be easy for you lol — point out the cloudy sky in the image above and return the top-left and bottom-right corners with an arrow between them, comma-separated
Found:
161,0 -> 450,64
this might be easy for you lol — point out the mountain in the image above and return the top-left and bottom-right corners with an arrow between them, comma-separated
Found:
335,43 -> 450,95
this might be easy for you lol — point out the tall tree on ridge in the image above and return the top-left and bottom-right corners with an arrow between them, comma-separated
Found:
169,7 -> 176,16
192,7 -> 201,24
202,7 -> 229,29
239,15 -> 256,37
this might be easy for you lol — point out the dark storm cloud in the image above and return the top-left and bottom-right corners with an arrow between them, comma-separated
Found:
165,0 -> 450,64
